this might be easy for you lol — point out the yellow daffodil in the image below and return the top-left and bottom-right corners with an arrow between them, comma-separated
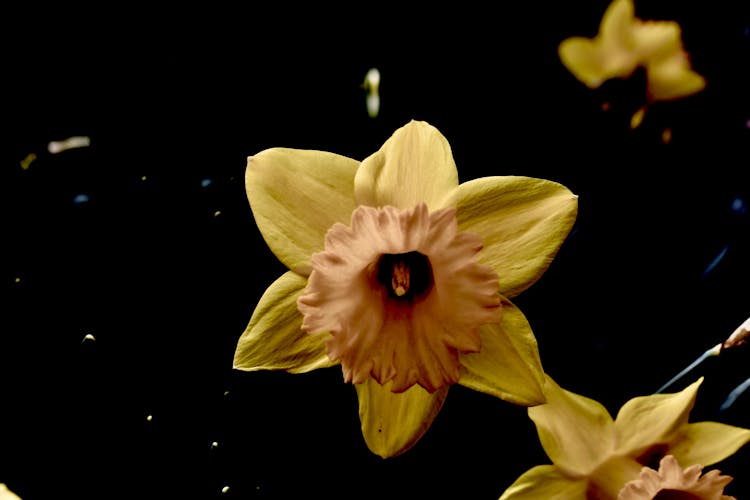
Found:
559,0 -> 705,102
618,454 -> 736,500
233,120 -> 578,458
500,376 -> 750,499
0,484 -> 21,500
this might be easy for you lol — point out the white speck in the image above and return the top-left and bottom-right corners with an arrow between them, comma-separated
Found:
366,94 -> 381,119
210,441 -> 219,450
221,486 -> 230,494
146,414 -> 153,422
213,210 -> 222,218
48,136 -> 91,154
201,178 -> 212,188
82,333 -> 96,343
363,68 -> 381,118
73,193 -> 90,204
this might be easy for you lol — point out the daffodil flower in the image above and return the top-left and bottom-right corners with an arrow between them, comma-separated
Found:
0,484 -> 21,500
559,0 -> 705,102
500,376 -> 750,499
618,454 -> 736,500
233,120 -> 578,458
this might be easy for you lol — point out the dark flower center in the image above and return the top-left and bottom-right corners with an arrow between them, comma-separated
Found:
376,251 -> 433,300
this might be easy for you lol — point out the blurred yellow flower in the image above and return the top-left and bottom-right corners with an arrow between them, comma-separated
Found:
233,120 -> 578,458
0,484 -> 21,500
618,454 -> 736,500
500,376 -> 750,499
559,0 -> 705,102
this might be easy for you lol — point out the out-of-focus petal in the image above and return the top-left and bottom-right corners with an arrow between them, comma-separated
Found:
558,37 -> 613,89
614,378 -> 702,458
233,271 -> 335,373
354,120 -> 459,211
0,484 -> 21,500
646,51 -> 706,102
599,0 -> 635,48
356,378 -> 448,458
529,376 -> 616,476
499,465 -> 588,499
667,421 -> 750,467
246,148 -> 359,275
458,296 -> 545,406
631,20 -> 682,61
448,175 -> 578,299
559,0 -> 640,88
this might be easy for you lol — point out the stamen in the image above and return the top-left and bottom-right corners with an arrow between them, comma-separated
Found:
376,252 -> 432,301
391,261 -> 409,297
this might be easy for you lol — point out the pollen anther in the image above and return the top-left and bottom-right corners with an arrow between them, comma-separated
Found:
391,261 -> 409,296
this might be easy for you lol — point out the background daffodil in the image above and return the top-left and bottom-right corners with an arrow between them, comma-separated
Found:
233,120 -> 578,458
500,376 -> 750,499
558,0 -> 705,102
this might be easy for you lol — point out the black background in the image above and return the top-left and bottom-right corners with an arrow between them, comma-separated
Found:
3,2 -> 749,499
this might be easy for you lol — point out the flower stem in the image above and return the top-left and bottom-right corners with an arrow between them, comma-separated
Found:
655,318 -> 749,394
655,344 -> 721,394
720,376 -> 750,411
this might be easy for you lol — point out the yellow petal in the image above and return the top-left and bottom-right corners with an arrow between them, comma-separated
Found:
0,484 -> 21,500
356,378 -> 448,458
233,271 -> 336,373
246,148 -> 359,275
667,421 -> 750,467
458,296 -> 545,406
499,464 -> 589,500
449,176 -> 578,299
529,376 -> 616,475
558,37 -> 614,89
558,0 -> 639,88
646,52 -> 706,102
353,120 -> 459,211
599,0 -> 635,49
631,20 -> 682,61
614,378 -> 702,458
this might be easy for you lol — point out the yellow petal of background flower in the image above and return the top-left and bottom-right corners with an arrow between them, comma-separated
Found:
233,271 -> 335,373
458,297 -> 545,406
499,464 -> 589,500
599,0 -> 635,48
614,378 -> 702,458
246,148 -> 359,275
354,120 -> 459,211
558,0 -> 639,88
646,53 -> 706,102
631,20 -> 682,61
558,37 -> 612,89
450,176 -> 578,299
356,378 -> 449,458
667,421 -> 750,467
529,376 -> 616,476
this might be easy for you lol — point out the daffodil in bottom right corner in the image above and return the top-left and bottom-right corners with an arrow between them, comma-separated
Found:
499,376 -> 750,500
